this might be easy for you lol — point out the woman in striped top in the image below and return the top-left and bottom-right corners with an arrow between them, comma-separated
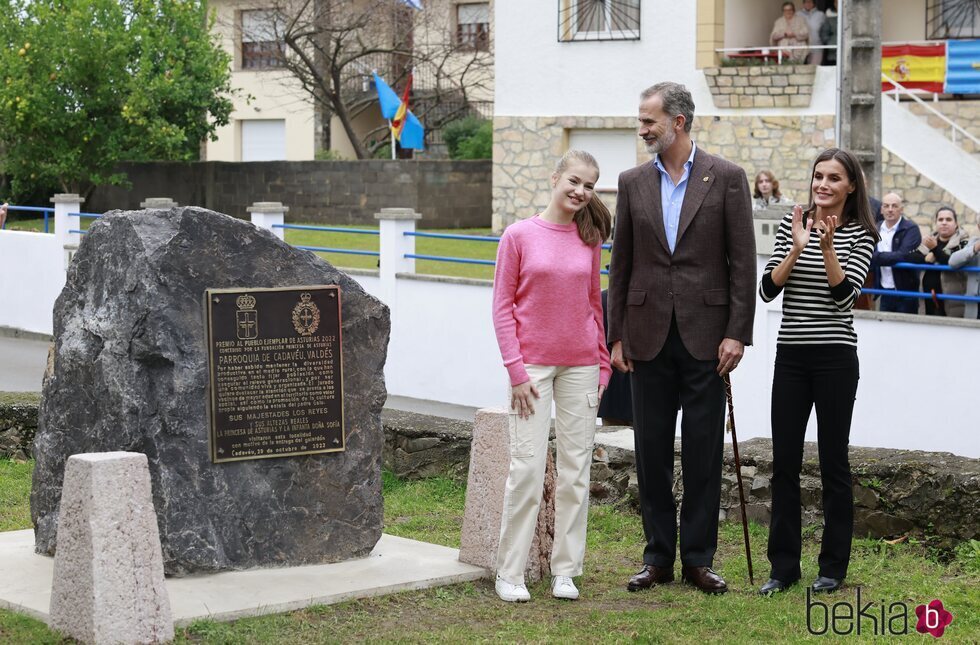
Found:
757,148 -> 878,596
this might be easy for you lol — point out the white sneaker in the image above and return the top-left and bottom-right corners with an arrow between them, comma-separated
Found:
551,575 -> 579,600
495,576 -> 531,602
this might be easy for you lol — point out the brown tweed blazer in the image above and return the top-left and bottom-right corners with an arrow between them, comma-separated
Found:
607,147 -> 757,361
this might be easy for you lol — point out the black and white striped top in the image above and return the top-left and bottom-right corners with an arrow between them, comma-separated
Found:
760,214 -> 876,346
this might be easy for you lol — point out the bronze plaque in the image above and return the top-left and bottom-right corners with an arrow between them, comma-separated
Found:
205,286 -> 344,463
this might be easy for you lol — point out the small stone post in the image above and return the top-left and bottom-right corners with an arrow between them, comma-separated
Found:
139,197 -> 179,209
49,452 -> 174,644
374,207 -> 421,306
248,202 -> 289,240
459,408 -> 555,582
51,193 -> 84,263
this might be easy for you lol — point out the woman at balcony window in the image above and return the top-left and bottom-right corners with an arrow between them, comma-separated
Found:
908,206 -> 970,317
770,2 -> 810,62
752,170 -> 794,211
758,148 -> 879,596
491,149 -> 612,603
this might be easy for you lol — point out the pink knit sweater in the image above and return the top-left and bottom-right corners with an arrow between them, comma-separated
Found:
492,216 -> 611,387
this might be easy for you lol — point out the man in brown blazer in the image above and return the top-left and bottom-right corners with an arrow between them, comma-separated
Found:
607,82 -> 756,594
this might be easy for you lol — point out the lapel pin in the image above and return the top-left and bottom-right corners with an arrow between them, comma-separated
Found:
702,176 -> 710,182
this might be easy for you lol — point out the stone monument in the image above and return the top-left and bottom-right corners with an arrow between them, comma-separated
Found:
31,207 -> 390,575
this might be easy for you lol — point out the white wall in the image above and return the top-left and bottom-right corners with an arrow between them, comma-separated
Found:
2,226 -> 977,457
494,1 -> 838,123
0,231 -> 66,335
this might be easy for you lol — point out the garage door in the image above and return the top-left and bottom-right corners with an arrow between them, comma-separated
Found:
241,119 -> 286,161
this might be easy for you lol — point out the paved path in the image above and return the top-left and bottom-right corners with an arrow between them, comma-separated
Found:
0,336 -> 50,392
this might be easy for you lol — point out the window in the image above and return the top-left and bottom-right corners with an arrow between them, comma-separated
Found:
927,0 -> 980,39
241,9 -> 286,69
559,0 -> 641,42
456,3 -> 490,51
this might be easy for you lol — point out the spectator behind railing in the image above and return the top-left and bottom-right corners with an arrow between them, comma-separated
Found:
753,170 -> 795,212
948,212 -> 980,320
820,0 -> 839,66
871,192 -> 922,314
0,203 -> 7,229
908,206 -> 971,317
770,2 -> 809,63
799,0 -> 825,65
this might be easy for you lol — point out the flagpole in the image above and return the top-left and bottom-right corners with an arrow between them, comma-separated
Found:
389,120 -> 396,160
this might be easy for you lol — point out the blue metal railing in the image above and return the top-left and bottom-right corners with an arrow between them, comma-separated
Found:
402,231 -> 612,270
863,288 -> 980,303
274,223 -> 380,258
67,211 -> 101,235
865,262 -> 980,303
893,261 -> 980,273
3,205 -> 55,232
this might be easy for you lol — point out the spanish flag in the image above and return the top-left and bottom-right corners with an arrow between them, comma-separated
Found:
882,43 -> 946,93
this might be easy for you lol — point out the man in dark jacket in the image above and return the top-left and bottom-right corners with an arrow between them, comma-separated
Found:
872,192 -> 922,313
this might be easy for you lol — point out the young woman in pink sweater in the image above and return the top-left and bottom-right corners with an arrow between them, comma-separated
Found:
492,150 -> 612,602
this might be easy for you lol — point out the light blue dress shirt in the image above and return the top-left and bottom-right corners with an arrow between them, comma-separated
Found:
653,143 -> 697,254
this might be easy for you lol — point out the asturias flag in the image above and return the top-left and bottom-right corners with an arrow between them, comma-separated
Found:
373,72 -> 425,150
882,43 -> 946,92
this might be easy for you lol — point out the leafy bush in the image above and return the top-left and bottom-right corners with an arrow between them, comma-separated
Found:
442,117 -> 491,159
455,120 -> 492,160
314,148 -> 348,161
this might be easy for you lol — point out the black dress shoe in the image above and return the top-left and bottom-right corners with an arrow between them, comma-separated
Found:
627,564 -> 674,592
681,566 -> 728,594
759,578 -> 796,596
811,576 -> 843,593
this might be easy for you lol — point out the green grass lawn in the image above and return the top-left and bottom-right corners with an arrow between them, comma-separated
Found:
4,216 -> 613,286
0,462 -> 977,643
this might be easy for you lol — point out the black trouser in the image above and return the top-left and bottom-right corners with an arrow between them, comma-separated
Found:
768,344 -> 859,582
631,318 -> 725,568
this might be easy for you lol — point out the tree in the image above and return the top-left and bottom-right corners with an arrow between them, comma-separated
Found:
0,0 -> 235,199
254,0 -> 492,159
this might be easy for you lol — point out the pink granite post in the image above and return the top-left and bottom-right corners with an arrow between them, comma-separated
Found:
49,452 -> 173,644
458,408 -> 555,582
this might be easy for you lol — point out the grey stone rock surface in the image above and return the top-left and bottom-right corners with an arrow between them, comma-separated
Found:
459,408 -> 554,583
31,207 -> 390,575
50,452 -> 173,644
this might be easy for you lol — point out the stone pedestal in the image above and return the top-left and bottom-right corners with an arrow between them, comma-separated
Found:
50,452 -> 173,644
458,408 -> 554,582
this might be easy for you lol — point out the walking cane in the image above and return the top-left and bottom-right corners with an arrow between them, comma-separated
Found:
723,373 -> 754,585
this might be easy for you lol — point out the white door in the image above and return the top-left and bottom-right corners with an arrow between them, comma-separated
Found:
241,119 -> 286,161
567,129 -> 637,190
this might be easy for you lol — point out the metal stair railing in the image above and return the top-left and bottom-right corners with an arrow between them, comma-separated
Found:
881,71 -> 980,152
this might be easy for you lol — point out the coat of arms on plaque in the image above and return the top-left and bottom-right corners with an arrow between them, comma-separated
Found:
235,294 -> 258,339
292,292 -> 320,336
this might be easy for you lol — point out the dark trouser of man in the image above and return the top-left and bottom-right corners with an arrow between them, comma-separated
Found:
878,291 -> 917,314
768,345 -> 858,583
630,316 -> 725,568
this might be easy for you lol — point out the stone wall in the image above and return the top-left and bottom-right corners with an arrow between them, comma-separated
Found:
494,110 -> 980,234
704,65 -> 816,109
492,116 -> 638,231
7,399 -> 976,549
0,393 -> 39,461
87,160 -> 492,229
591,435 -> 979,550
